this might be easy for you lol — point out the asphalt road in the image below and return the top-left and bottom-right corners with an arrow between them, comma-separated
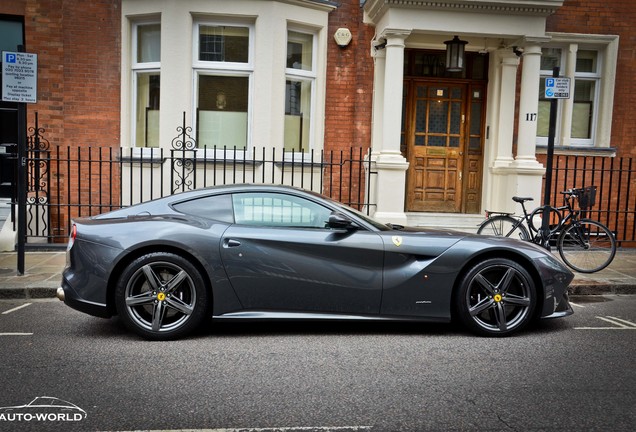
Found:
0,295 -> 634,432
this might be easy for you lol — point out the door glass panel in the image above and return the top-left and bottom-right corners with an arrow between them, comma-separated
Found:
416,100 -> 427,132
450,102 -> 461,134
429,101 -> 448,134
470,101 -> 482,135
469,137 -> 481,150
451,87 -> 462,99
449,137 -> 460,147
417,85 -> 427,98
429,136 -> 445,147
415,136 -> 425,146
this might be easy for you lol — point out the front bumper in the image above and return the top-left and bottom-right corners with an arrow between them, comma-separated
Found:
541,291 -> 574,319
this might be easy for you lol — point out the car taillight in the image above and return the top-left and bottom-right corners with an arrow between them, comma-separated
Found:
68,224 -> 77,249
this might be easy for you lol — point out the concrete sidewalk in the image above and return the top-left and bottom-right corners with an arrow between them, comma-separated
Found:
0,249 -> 635,299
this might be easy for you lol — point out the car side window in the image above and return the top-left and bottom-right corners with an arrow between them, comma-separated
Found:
172,193 -> 234,223
232,192 -> 332,229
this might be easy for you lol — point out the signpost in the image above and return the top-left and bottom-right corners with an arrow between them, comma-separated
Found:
2,51 -> 38,275
541,68 -> 570,249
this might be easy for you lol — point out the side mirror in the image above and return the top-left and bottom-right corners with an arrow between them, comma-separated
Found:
327,212 -> 356,230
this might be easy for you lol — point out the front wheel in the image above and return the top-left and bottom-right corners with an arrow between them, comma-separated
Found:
557,219 -> 616,273
477,215 -> 530,241
456,258 -> 536,337
115,252 -> 209,340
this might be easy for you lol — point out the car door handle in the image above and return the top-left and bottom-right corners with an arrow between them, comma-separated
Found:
224,239 -> 241,248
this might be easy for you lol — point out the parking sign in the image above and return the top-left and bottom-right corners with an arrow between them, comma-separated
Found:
545,77 -> 570,99
2,51 -> 38,103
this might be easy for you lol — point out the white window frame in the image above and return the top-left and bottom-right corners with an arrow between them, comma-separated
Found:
537,33 -> 618,151
131,21 -> 161,150
192,20 -> 254,158
285,27 -> 318,156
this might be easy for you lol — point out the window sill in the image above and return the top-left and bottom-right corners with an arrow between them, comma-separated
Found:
536,145 -> 617,157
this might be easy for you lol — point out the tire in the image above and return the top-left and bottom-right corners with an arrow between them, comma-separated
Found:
557,219 -> 617,273
456,258 -> 536,337
115,252 -> 209,340
477,215 -> 530,241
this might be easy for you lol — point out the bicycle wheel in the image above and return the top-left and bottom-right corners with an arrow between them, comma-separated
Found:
477,215 -> 530,241
557,219 -> 616,273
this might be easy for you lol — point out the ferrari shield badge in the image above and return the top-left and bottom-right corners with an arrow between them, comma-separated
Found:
392,236 -> 403,247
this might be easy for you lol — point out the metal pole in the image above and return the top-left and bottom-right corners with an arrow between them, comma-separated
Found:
16,102 -> 26,274
541,67 -> 560,249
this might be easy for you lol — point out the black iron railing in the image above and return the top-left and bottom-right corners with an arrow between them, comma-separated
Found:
23,142 -> 375,244
12,115 -> 636,246
544,155 -> 636,245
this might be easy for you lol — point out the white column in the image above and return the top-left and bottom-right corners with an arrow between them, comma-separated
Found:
380,30 -> 410,159
370,29 -> 410,225
370,44 -> 385,155
491,50 -> 519,169
514,44 -> 543,168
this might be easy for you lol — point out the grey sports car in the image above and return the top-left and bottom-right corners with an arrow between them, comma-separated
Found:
58,184 -> 573,340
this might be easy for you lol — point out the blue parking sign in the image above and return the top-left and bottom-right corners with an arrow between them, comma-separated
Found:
545,77 -> 570,99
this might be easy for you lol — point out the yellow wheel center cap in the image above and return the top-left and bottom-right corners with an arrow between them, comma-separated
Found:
493,294 -> 503,303
157,292 -> 166,302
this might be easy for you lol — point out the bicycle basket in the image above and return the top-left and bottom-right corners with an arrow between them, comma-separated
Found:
573,186 -> 597,210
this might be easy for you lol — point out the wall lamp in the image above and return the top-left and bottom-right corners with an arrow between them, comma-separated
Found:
444,35 -> 468,72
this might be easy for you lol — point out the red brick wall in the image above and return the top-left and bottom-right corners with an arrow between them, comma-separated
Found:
547,0 -> 636,157
0,0 -> 122,236
23,0 -> 121,149
324,0 -> 375,203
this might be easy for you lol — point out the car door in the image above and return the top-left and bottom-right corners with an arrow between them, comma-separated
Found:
219,191 -> 384,315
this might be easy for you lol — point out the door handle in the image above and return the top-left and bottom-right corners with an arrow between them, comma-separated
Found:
224,239 -> 241,248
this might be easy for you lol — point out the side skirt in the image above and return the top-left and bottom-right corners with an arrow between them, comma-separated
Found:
213,311 -> 450,323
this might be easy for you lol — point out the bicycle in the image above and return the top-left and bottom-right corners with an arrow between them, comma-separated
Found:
477,186 -> 617,273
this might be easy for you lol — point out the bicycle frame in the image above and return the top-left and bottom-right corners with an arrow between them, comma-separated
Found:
486,194 -> 581,250
480,186 -> 616,272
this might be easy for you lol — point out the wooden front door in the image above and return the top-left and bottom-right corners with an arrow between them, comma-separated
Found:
404,80 -> 484,213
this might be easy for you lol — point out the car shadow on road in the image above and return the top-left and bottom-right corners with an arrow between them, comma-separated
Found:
75,313 -> 574,341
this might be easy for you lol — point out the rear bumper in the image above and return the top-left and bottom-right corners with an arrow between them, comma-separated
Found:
59,277 -> 111,318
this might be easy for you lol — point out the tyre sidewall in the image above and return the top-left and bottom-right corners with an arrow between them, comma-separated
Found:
115,252 -> 209,340
456,258 -> 536,337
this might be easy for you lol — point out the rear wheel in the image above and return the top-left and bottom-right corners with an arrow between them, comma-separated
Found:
115,252 -> 208,340
456,258 -> 536,337
557,219 -> 616,273
477,215 -> 530,241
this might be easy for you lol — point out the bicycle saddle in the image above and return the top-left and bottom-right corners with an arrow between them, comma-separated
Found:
512,196 -> 533,203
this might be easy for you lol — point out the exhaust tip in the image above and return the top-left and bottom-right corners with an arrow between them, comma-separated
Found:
56,287 -> 65,301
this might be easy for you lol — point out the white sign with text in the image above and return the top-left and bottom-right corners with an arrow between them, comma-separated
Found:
2,51 -> 38,103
